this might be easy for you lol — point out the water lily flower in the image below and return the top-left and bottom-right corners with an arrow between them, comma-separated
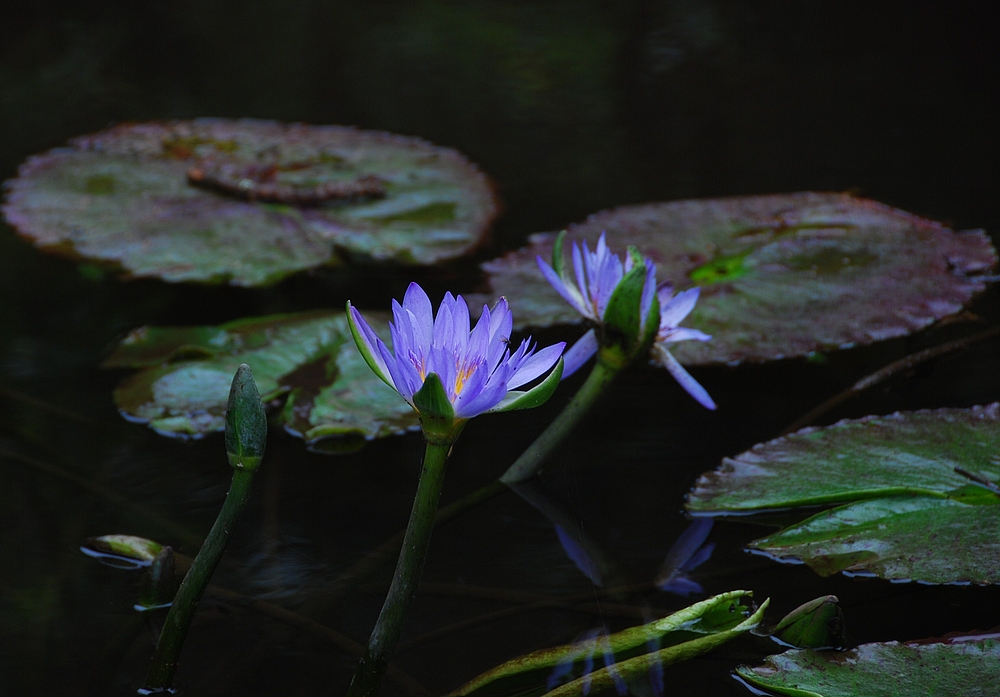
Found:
537,232 -> 716,410
347,283 -> 565,442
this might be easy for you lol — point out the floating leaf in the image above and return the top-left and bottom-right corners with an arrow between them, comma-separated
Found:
737,636 -> 1000,697
2,119 -> 498,285
447,590 -> 767,697
81,534 -> 164,567
472,193 -> 996,364
687,404 -> 1000,584
106,310 -> 418,443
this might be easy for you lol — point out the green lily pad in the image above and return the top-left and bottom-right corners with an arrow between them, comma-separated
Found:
686,404 -> 1000,584
737,636 -> 1000,697
448,590 -> 767,697
106,310 -> 418,443
472,193 -> 996,364
2,119 -> 498,285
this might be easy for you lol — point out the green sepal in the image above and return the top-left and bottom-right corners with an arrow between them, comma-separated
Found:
641,291 -> 661,350
225,363 -> 267,471
599,247 -> 649,362
772,595 -> 846,650
551,230 -> 568,278
413,373 -> 459,444
485,358 -> 564,414
345,301 -> 394,388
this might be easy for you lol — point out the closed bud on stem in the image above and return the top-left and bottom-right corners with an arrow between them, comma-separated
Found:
224,363 -> 267,471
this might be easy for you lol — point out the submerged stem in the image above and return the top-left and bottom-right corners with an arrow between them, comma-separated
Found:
347,441 -> 452,697
141,468 -> 257,693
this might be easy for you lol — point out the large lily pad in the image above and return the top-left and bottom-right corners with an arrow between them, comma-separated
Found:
473,193 -> 996,364
737,636 -> 1000,697
106,310 -> 418,443
2,119 -> 498,285
686,404 -> 1000,584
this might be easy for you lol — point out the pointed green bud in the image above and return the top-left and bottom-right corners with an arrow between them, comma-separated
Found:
225,364 -> 267,471
413,373 -> 461,444
773,595 -> 846,649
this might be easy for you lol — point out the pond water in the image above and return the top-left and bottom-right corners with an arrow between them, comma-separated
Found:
1,3 -> 999,695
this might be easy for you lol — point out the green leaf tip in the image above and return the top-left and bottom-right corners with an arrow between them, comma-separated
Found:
225,363 -> 267,470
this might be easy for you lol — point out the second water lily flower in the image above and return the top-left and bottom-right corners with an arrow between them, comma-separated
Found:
347,283 -> 565,443
537,232 -> 716,410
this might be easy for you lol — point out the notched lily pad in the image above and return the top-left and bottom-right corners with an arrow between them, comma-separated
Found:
106,310 -> 418,444
687,404 -> 1000,584
473,193 -> 996,364
737,636 -> 1000,697
2,119 -> 499,285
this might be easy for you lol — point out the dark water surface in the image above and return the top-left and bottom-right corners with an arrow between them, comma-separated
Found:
2,2 -> 999,695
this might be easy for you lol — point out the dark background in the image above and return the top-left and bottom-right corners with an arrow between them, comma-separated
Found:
1,2 -> 998,695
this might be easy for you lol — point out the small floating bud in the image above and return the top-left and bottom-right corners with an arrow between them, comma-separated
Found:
772,595 -> 846,650
224,363 -> 267,471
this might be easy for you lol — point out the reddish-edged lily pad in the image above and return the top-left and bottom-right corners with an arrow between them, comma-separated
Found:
686,404 -> 1000,584
2,119 -> 498,285
106,310 -> 418,444
737,635 -> 1000,697
473,193 -> 996,364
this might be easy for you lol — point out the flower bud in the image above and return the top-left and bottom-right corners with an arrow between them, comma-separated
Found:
225,363 -> 267,471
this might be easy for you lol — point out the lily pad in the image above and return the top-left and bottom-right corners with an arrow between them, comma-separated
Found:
448,590 -> 767,697
737,636 -> 1000,697
2,119 -> 498,285
686,404 -> 1000,584
106,310 -> 418,443
473,193 -> 996,364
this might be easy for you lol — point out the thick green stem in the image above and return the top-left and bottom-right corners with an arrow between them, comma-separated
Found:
142,468 -> 257,693
347,441 -> 452,697
500,360 -> 619,484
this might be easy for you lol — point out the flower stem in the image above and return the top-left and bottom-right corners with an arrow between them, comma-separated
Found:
500,359 -> 619,484
347,440 -> 452,697
142,467 -> 257,693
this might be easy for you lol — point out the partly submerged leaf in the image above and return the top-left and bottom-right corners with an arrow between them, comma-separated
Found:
752,497 -> 1000,584
81,535 -> 164,567
689,404 -> 1000,512
107,310 -> 418,443
447,590 -> 767,697
2,119 -> 498,285
687,404 -> 1000,584
737,636 -> 1000,697
472,193 -> 996,365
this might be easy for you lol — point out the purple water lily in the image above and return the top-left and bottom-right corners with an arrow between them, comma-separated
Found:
347,283 -> 565,423
537,232 -> 716,410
